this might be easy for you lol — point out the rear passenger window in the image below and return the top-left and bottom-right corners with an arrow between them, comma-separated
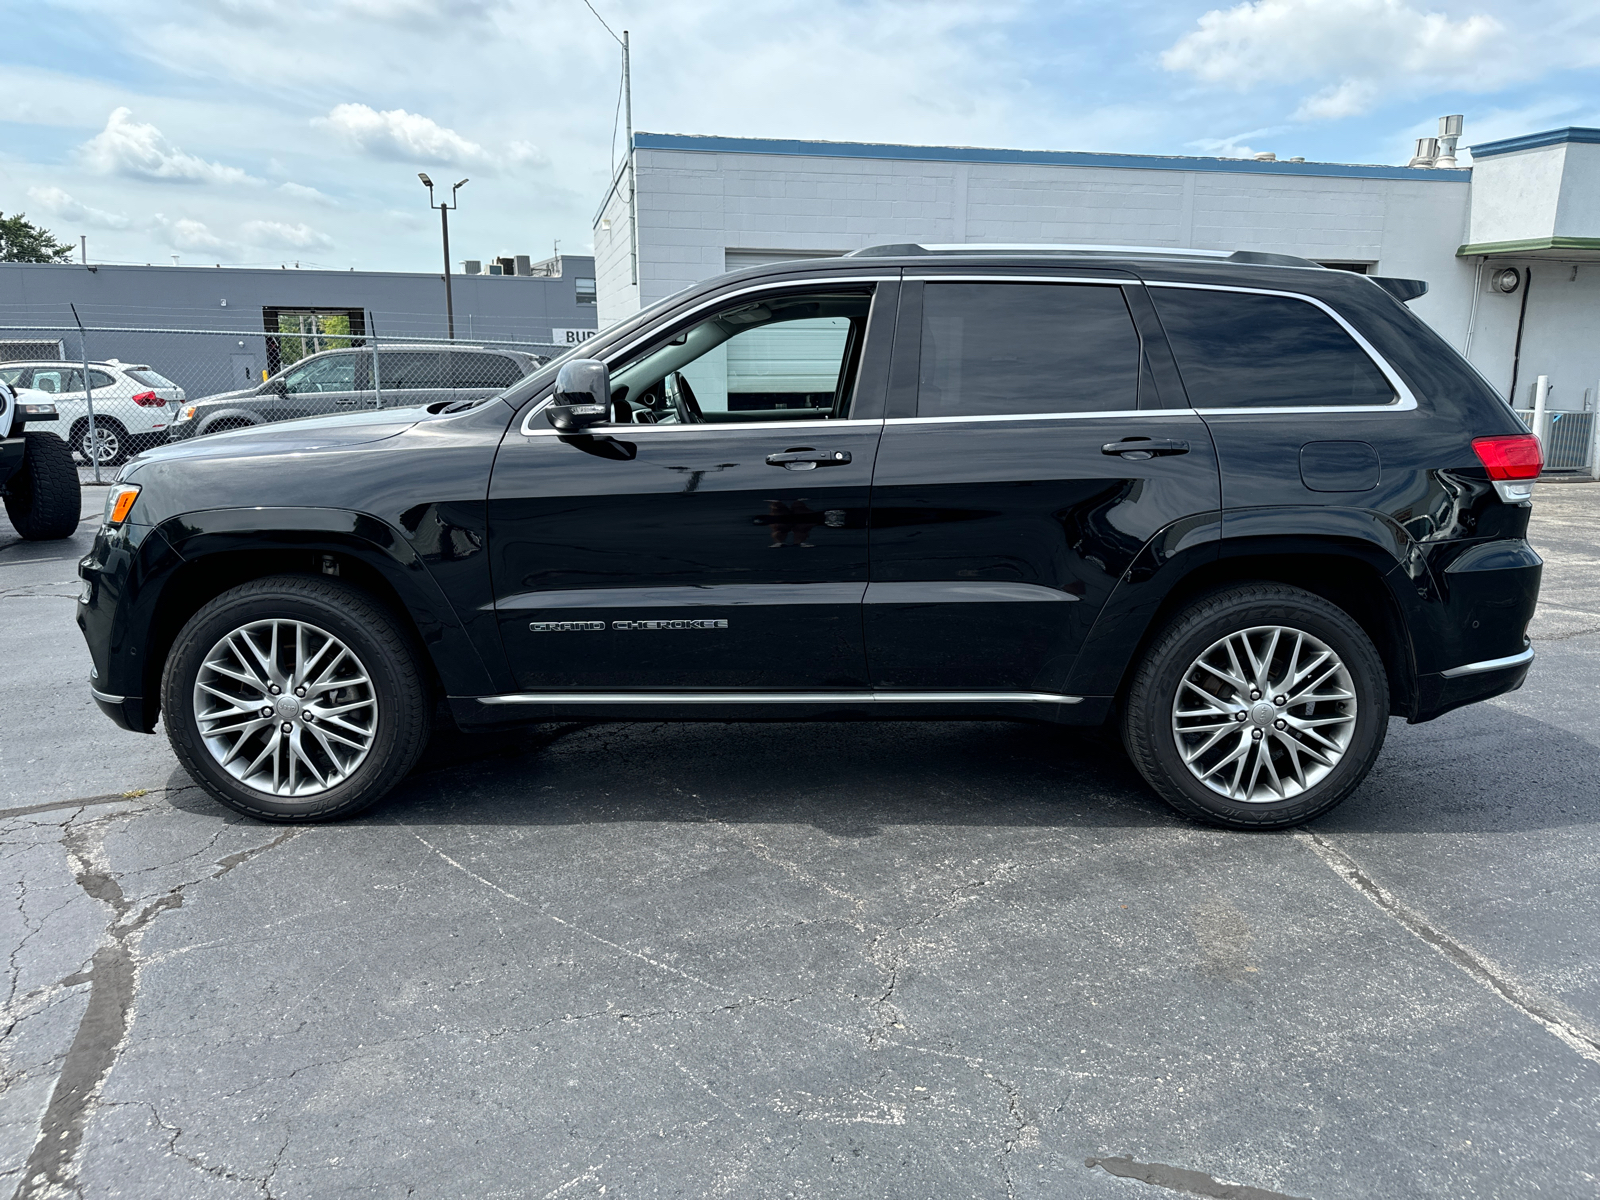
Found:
1152,288 -> 1396,408
379,352 -> 450,390
449,353 -> 522,389
918,283 -> 1141,417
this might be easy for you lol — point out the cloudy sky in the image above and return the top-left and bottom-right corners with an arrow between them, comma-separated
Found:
3,0 -> 1598,272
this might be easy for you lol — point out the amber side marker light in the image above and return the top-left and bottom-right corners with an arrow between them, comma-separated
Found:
1472,434 -> 1542,503
104,484 -> 142,526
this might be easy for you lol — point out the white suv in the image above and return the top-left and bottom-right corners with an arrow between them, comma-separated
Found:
0,359 -> 186,465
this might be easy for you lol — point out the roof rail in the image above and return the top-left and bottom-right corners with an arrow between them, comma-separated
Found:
842,243 -> 1323,269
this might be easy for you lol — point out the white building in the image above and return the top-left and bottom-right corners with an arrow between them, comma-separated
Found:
594,126 -> 1600,443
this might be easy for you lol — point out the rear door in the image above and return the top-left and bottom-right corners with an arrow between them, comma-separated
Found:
865,275 -> 1220,696
447,351 -> 525,405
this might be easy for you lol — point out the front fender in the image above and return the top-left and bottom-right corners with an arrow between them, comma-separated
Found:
158,507 -> 499,695
79,506 -> 500,732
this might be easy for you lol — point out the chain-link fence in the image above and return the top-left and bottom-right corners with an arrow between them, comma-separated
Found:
0,317 -> 562,478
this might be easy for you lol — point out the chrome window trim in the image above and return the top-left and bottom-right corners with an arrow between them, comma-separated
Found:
478,689 -> 1083,706
520,413 -> 886,437
906,274 -> 1142,285
887,408 -> 1150,426
1143,280 -> 1418,415
518,274 -> 896,438
1439,646 -> 1534,678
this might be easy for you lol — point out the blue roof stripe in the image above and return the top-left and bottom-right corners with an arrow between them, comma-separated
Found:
632,132 -> 1471,182
1469,127 -> 1600,158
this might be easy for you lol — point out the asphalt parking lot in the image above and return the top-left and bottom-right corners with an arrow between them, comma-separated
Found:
3,469 -> 1599,1200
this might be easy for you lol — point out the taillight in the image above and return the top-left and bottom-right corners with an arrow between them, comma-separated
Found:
131,390 -> 166,407
1473,434 -> 1541,503
1472,434 -> 1542,479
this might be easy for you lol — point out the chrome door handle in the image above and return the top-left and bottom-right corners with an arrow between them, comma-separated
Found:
1102,438 -> 1189,460
766,448 -> 852,471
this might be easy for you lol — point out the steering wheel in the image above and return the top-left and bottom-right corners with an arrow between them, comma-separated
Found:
669,372 -> 705,424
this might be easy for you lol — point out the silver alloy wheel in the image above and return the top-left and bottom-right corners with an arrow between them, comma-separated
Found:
1171,624 -> 1357,803
193,619 -> 378,797
80,425 -> 120,463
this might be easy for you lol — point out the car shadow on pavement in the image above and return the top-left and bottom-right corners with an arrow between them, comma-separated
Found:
160,702 -> 1600,838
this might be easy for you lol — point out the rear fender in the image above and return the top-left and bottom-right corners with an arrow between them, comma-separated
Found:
1068,506 -> 1430,717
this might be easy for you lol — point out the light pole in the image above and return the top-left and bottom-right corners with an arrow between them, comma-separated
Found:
419,173 -> 468,339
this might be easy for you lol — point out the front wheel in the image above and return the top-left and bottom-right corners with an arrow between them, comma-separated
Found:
1121,584 -> 1388,830
161,575 -> 432,822
3,432 -> 81,539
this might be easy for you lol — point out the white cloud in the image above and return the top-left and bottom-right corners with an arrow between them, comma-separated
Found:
151,214 -> 231,252
1161,0 -> 1514,119
313,102 -> 538,170
79,107 -> 258,184
242,219 -> 334,249
278,181 -> 338,206
26,186 -> 133,230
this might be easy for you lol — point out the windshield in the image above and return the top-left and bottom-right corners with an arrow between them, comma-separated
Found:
127,368 -> 176,388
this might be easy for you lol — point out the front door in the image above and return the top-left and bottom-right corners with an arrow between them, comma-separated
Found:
279,351 -> 369,420
487,282 -> 893,692
865,278 -> 1221,695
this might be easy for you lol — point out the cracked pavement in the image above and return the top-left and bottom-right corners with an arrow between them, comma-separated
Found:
2,480 -> 1599,1199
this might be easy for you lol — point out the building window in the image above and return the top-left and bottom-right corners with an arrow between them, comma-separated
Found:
1316,262 -> 1372,274
576,278 -> 597,305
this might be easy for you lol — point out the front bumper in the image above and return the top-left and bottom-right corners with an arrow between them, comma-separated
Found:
1414,641 -> 1534,722
89,683 -> 149,732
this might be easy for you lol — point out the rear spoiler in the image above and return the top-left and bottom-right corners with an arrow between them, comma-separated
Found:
1372,277 -> 1428,303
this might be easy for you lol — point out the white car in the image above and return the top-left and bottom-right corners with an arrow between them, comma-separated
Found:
0,359 -> 186,466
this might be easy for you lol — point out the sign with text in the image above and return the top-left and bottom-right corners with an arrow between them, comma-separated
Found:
553,328 -> 598,346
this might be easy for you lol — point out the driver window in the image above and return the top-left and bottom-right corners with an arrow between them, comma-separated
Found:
284,354 -> 357,394
609,290 -> 870,425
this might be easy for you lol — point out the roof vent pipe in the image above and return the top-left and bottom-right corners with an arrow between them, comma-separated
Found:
1408,136 -> 1439,168
1434,114 -> 1464,167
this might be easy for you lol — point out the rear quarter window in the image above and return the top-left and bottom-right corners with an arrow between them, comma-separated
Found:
1151,287 -> 1395,409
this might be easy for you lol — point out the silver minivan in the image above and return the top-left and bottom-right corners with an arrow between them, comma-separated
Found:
168,344 -> 545,441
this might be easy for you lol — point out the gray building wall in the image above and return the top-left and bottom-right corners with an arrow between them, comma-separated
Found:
0,257 -> 597,401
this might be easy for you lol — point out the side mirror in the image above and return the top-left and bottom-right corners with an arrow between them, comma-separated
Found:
546,359 -> 611,431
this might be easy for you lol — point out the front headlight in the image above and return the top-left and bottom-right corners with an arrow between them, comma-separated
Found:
174,405 -> 197,423
103,483 -> 141,527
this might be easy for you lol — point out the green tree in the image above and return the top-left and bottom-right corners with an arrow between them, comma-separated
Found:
0,212 -> 73,263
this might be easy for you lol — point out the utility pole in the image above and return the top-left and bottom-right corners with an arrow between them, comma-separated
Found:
624,29 -> 638,287
419,174 -> 468,339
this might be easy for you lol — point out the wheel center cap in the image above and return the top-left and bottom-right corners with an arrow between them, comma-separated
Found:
1250,700 -> 1277,727
274,695 -> 301,720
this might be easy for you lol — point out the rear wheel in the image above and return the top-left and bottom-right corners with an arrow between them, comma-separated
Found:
3,432 -> 81,539
72,418 -> 129,466
1121,583 -> 1388,830
161,575 -> 431,822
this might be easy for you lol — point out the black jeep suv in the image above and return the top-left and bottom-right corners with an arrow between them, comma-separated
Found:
77,245 -> 1542,829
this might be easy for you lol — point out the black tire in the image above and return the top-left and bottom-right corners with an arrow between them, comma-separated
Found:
71,418 -> 130,466
161,575 -> 432,822
3,432 -> 81,540
1120,583 -> 1388,830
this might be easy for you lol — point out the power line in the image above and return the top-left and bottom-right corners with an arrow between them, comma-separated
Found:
580,0 -> 623,45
